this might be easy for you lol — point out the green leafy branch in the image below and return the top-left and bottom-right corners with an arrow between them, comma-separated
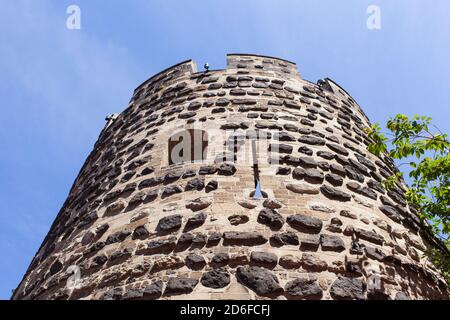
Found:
366,114 -> 450,281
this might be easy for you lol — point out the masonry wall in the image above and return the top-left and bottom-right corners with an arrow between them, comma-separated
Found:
13,54 -> 449,300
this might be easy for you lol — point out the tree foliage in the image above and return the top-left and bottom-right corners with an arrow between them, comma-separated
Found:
366,114 -> 449,280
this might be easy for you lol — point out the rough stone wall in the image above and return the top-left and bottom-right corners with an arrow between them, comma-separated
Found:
13,54 -> 449,300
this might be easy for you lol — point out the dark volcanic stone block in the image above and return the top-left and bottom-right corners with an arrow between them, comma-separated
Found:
185,254 -> 206,270
269,143 -> 293,154
320,234 -> 345,252
304,168 -> 324,184
325,173 -> 344,186
218,163 -> 237,176
270,232 -> 299,247
330,277 -> 366,300
257,208 -> 285,230
292,167 -> 306,180
275,132 -> 296,141
326,143 -> 349,156
157,215 -> 182,232
223,232 -> 268,246
298,136 -> 326,146
106,230 -> 131,245
298,146 -> 313,156
298,157 -> 318,168
300,235 -> 320,251
330,163 -> 346,176
379,205 -> 402,222
287,214 -> 323,234
140,237 -> 177,255
301,253 -> 327,271
285,278 -> 323,299
161,185 -> 182,198
199,166 -> 218,175
320,185 -> 352,202
143,281 -> 163,299
139,177 -> 163,189
250,251 -> 278,268
185,178 -> 205,191
236,266 -> 282,296
205,180 -> 218,192
184,212 -> 207,231
164,278 -> 198,296
132,225 -> 150,240
201,269 -> 231,289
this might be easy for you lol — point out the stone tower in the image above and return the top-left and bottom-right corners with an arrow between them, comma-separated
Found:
13,54 -> 448,300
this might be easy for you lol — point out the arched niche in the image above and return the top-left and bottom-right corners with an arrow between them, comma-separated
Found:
168,129 -> 208,165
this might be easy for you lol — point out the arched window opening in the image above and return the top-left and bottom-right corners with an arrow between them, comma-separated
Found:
168,129 -> 208,165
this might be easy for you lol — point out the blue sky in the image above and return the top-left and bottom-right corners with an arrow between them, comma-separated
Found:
1,0 -> 449,299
